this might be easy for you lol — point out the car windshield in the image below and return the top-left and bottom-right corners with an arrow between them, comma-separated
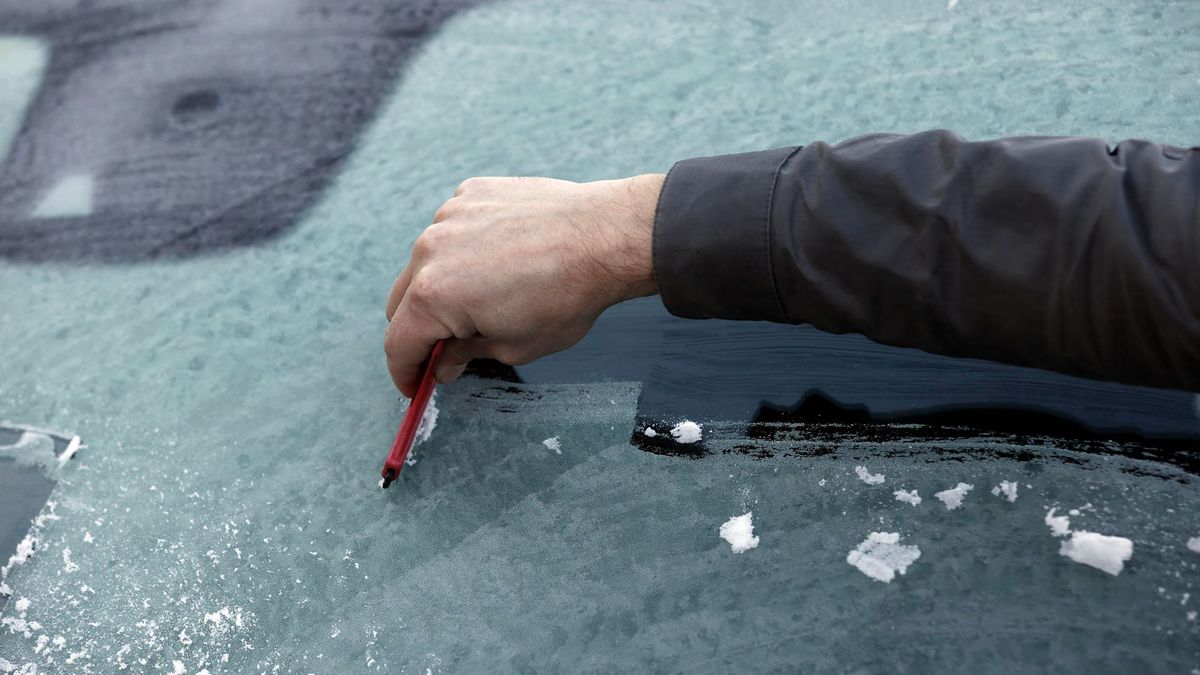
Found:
1,1 -> 1198,672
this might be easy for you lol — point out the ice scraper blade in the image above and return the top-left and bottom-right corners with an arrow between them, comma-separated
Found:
380,339 -> 446,488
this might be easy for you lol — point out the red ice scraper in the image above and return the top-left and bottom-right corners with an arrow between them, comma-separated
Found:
380,338 -> 446,488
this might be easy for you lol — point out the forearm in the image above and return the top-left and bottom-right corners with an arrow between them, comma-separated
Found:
653,130 -> 1200,391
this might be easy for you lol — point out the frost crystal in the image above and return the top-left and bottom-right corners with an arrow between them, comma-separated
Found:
846,532 -> 921,583
1044,508 -> 1071,537
719,513 -> 760,553
1059,531 -> 1133,576
414,390 -> 439,445
991,481 -> 1018,502
670,420 -> 702,444
854,466 -> 885,485
402,390 -> 441,467
934,483 -> 974,510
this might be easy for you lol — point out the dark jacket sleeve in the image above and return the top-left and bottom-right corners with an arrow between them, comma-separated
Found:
652,130 -> 1200,392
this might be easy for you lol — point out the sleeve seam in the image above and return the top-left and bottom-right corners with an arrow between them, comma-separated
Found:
765,146 -> 805,324
650,161 -> 682,300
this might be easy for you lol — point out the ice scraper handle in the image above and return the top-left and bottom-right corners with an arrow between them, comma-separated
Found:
380,339 -> 446,488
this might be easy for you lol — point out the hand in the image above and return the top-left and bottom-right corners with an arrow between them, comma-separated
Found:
385,174 -> 665,397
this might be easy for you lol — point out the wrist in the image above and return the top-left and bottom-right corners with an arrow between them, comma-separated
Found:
598,173 -> 663,304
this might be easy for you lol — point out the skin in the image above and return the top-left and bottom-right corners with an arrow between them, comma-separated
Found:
385,173 -> 666,398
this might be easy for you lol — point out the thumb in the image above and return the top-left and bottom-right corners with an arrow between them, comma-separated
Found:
385,295 -> 452,397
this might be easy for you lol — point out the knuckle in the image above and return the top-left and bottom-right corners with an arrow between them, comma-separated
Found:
455,177 -> 482,195
421,222 -> 446,245
411,226 -> 441,258
409,270 -> 441,304
411,234 -> 431,259
432,200 -> 458,223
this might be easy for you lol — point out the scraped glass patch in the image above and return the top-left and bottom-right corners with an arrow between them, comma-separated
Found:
0,432 -> 55,472
0,36 -> 47,166
0,424 -> 81,614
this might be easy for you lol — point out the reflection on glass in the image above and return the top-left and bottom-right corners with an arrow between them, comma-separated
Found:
0,36 -> 47,166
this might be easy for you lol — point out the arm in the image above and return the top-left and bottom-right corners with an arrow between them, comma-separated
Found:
654,130 -> 1200,391
385,131 -> 1200,395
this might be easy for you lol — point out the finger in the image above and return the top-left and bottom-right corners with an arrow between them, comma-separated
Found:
474,338 -> 533,367
434,337 -> 487,385
385,265 -> 413,321
385,296 -> 451,397
435,362 -> 469,386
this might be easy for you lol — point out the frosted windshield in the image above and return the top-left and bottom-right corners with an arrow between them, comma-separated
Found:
2,0 -> 1199,671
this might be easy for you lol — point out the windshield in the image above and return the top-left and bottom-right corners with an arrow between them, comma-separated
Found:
1,1 -> 1198,672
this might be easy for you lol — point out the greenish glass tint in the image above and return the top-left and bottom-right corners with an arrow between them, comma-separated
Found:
1,0 -> 1199,672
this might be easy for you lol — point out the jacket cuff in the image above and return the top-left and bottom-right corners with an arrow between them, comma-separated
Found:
653,146 -> 800,321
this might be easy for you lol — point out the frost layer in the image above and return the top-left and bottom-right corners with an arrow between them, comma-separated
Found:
405,390 -> 440,466
414,390 -> 439,445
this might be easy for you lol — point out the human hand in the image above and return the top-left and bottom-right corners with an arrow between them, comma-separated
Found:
385,174 -> 664,397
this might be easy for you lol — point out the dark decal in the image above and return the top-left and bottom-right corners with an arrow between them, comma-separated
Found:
0,0 -> 480,262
